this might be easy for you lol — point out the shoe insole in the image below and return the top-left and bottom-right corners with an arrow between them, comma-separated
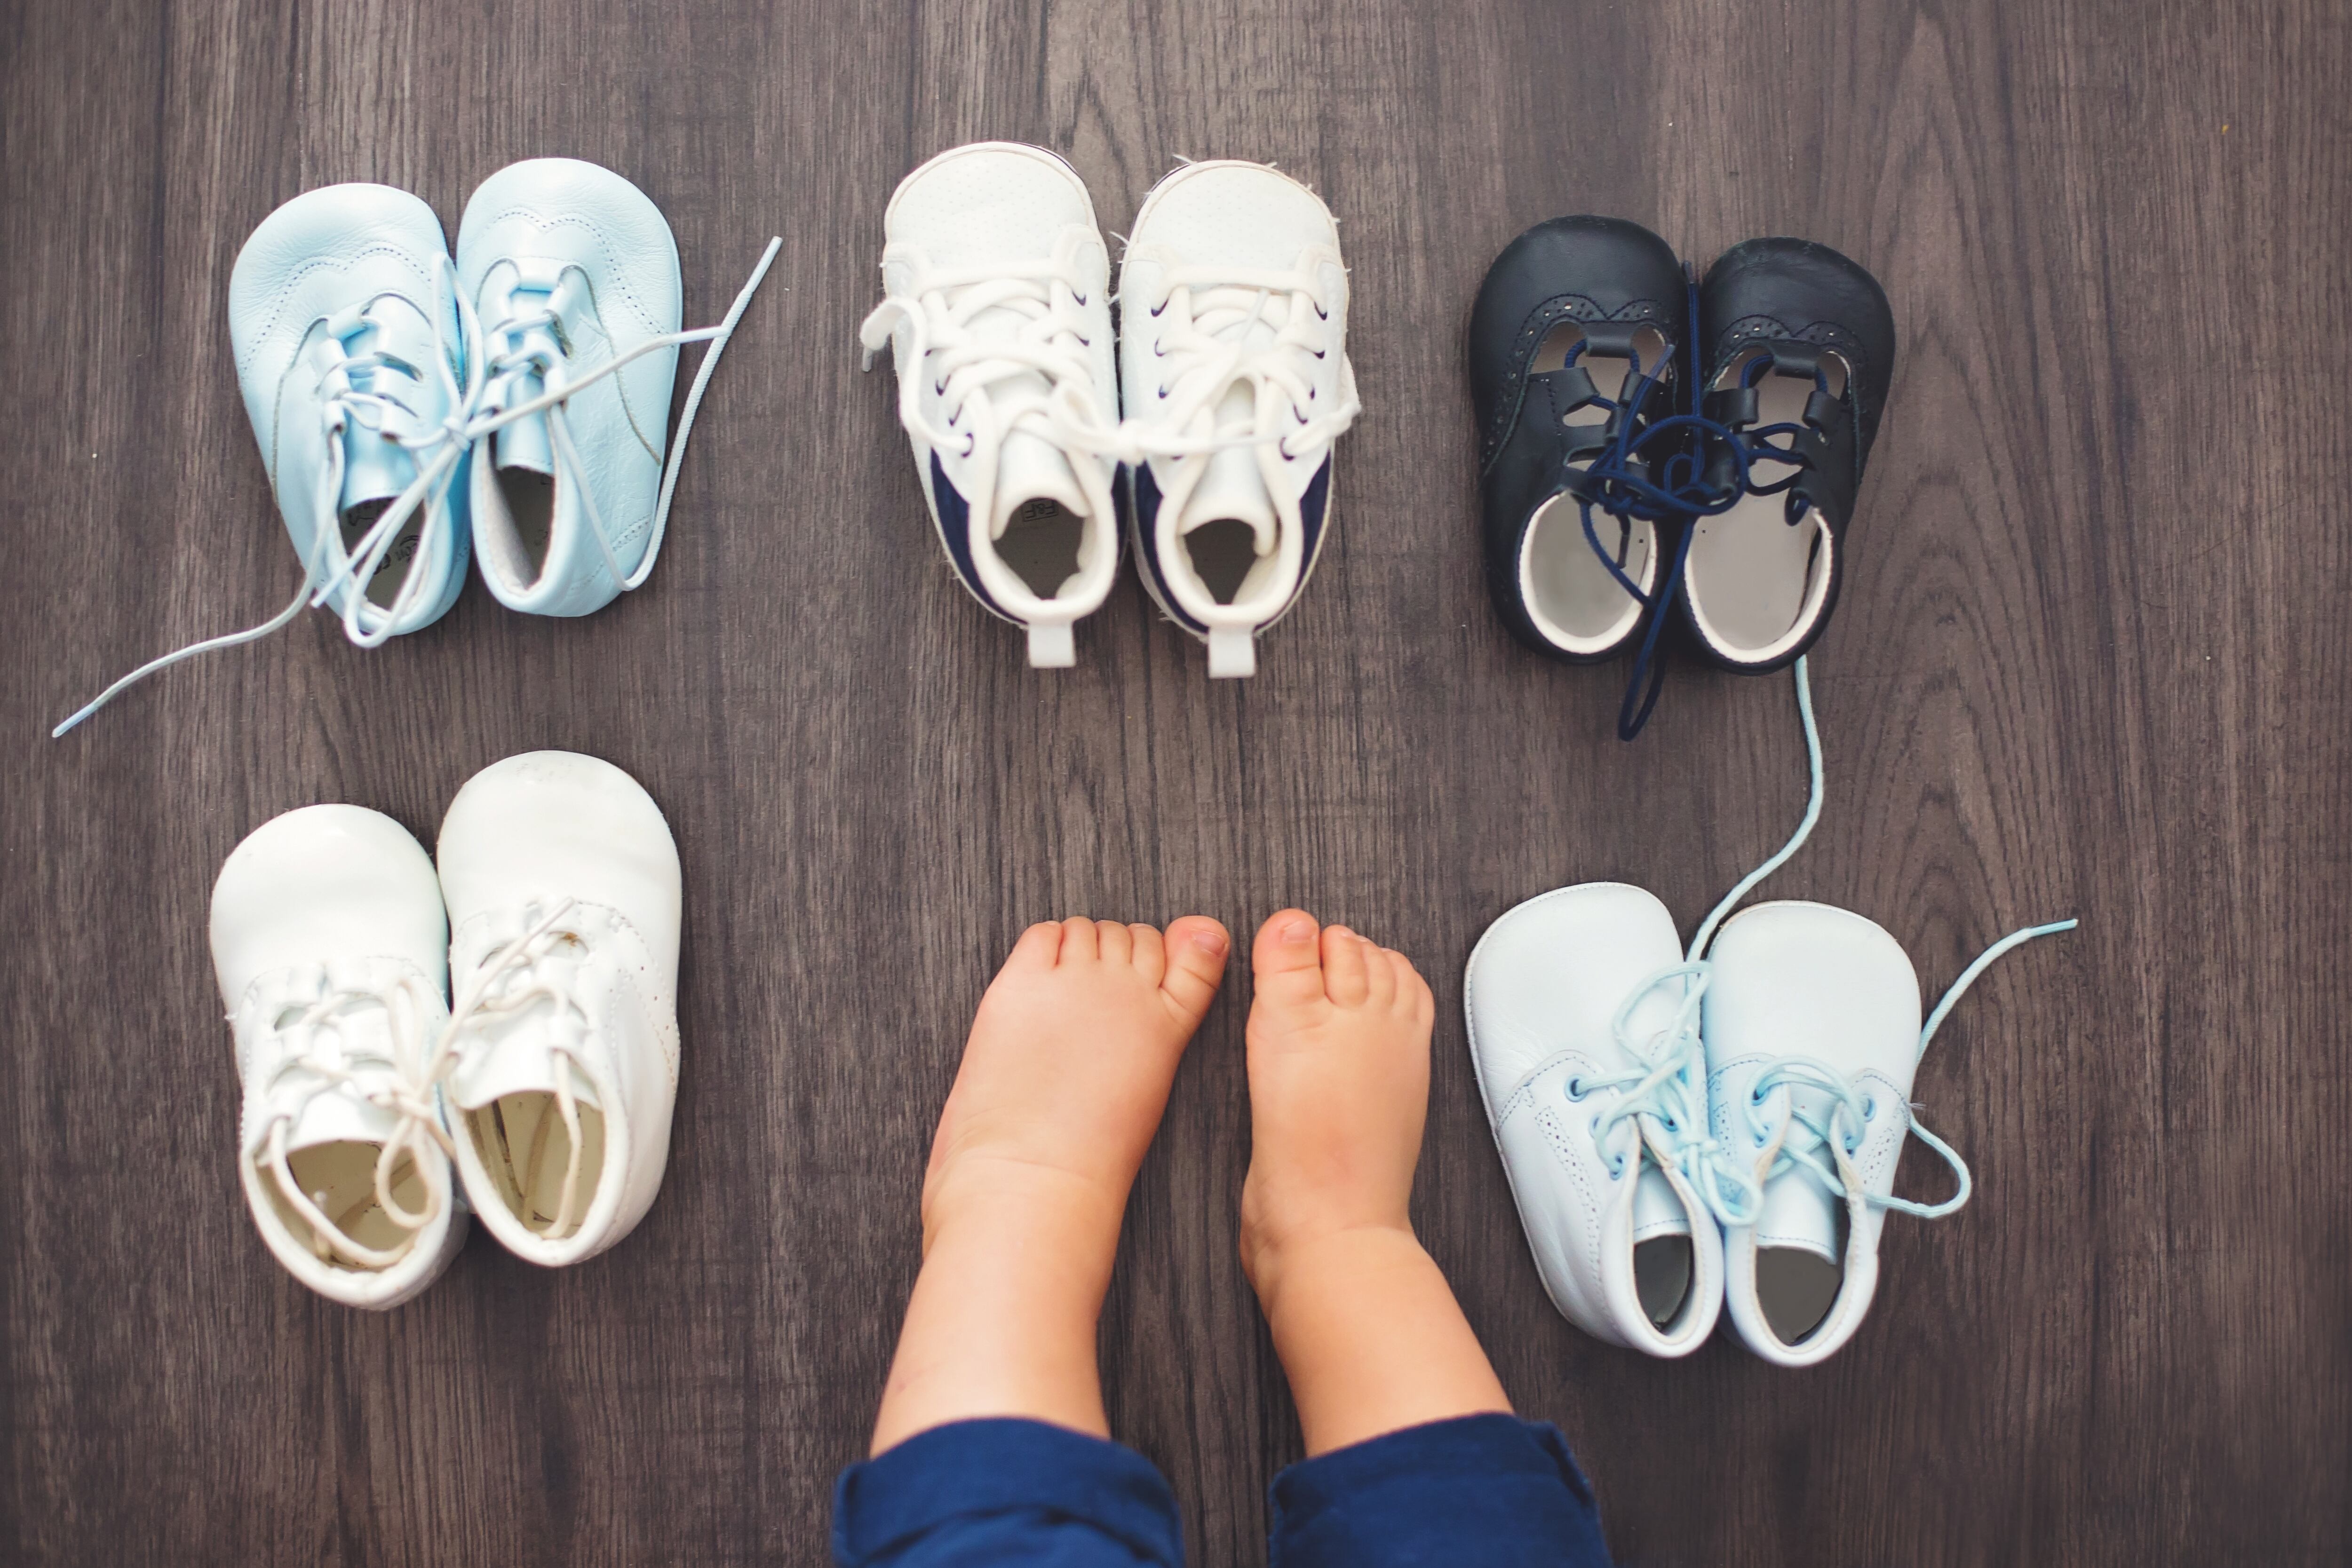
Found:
1518,332 -> 1657,650
473,1092 -> 606,1237
339,499 -> 423,610
1184,518 -> 1261,606
1634,1235 -> 1694,1327
997,497 -> 1086,599
1756,1246 -> 1844,1344
499,469 -> 557,579
1686,363 -> 1833,657
263,1140 -> 425,1264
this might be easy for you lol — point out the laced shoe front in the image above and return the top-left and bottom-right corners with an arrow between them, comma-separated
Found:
1465,883 -> 1748,1355
1116,160 -> 1359,678
211,804 -> 465,1309
434,751 -> 683,1267
860,142 -> 1122,668
457,158 -> 777,618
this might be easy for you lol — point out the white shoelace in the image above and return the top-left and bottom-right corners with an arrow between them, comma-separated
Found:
437,898 -> 601,1240
859,250 -> 1112,541
257,897 -> 613,1265
254,972 -> 454,1269
55,238 -> 781,737
861,258 -> 1359,482
1092,267 -> 1359,465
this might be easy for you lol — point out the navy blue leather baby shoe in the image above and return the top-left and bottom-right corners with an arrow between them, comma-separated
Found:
1470,217 -> 1689,669
1680,239 -> 1897,672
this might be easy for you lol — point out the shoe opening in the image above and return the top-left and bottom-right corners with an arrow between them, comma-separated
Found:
997,496 -> 1086,599
469,1092 -> 605,1240
1756,1204 -> 1848,1345
339,499 -> 424,610
260,1140 -> 424,1266
499,468 -> 557,581
1633,1235 -> 1694,1327
1184,518 -> 1261,605
1685,348 -> 1844,660
1518,326 -> 1664,653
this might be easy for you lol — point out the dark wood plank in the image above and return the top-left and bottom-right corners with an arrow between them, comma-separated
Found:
3,1 -> 2345,1563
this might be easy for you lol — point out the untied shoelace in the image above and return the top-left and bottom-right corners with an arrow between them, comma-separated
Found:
259,897 -> 600,1266
1560,271 -> 1836,740
54,238 -> 782,737
1571,656 -> 2079,1228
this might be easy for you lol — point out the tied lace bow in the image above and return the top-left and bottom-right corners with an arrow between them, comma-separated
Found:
254,898 -> 610,1266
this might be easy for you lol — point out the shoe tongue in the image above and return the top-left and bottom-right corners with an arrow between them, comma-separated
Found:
1176,386 -> 1278,554
1631,1164 -> 1694,1241
990,430 -> 1087,541
449,1019 -> 604,1115
1757,1166 -> 1842,1263
491,294 -> 562,476
496,412 -> 554,477
340,434 -> 413,512
281,1085 -> 399,1154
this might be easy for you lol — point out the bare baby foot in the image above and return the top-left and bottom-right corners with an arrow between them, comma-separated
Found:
1238,909 -> 1438,1291
924,915 -> 1231,1245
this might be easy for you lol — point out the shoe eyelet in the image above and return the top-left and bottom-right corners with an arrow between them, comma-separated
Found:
961,436 -> 976,458
1750,1086 -> 1765,1106
934,380 -> 946,396
1662,1115 -> 1678,1132
1150,301 -> 1166,317
1863,1097 -> 1878,1120
1754,1131 -> 1768,1148
1157,386 -> 1168,399
1611,1156 -> 1627,1181
1314,303 -> 1329,320
1565,1077 -> 1586,1101
1075,293 -> 1088,306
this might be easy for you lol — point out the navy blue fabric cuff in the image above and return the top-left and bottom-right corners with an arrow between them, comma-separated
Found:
833,1418 -> 1185,1567
1268,1414 -> 1612,1568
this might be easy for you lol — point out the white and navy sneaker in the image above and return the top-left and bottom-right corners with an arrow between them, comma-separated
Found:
1464,883 -> 1738,1356
1118,160 -> 1359,678
860,143 -> 1122,668
458,158 -> 775,618
436,752 -> 683,1267
211,804 -> 466,1309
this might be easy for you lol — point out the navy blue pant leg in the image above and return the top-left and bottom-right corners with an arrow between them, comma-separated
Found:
1266,1414 -> 1614,1568
834,1418 -> 1185,1568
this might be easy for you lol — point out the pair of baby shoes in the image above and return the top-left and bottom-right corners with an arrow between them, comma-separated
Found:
210,752 -> 682,1308
1471,217 -> 1896,735
1467,880 -> 2066,1367
862,143 -> 1360,677
58,159 -> 778,734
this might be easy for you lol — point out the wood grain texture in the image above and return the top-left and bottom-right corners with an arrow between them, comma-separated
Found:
3,0 -> 2345,1563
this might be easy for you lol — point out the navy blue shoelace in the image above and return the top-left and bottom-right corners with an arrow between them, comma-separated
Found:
1563,272 -> 1828,739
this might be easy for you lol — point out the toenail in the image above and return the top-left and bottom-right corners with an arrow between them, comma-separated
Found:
1281,917 -> 1315,945
1193,927 -> 1229,953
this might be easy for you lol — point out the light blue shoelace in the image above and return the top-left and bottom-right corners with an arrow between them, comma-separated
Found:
1574,656 -> 2078,1226
54,238 -> 781,737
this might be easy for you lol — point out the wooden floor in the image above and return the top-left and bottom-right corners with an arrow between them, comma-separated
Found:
4,1 -> 2346,1563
